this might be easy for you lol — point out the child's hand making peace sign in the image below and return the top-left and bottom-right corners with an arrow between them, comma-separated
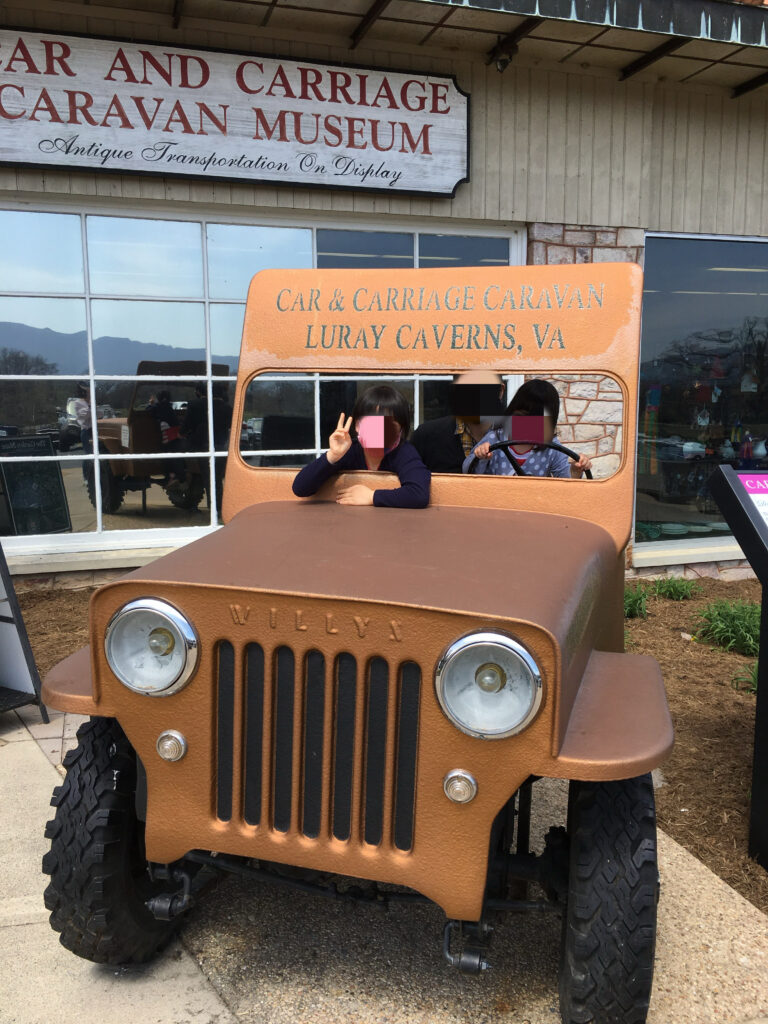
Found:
326,412 -> 353,464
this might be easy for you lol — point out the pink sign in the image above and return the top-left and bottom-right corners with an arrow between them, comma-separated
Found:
738,474 -> 768,493
738,473 -> 768,529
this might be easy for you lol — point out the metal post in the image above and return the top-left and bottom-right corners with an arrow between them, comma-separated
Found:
749,591 -> 768,867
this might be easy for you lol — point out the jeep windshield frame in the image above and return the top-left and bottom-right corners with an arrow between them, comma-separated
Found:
222,265 -> 642,554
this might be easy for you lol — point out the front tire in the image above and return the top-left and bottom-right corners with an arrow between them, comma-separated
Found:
42,717 -> 178,964
559,774 -> 659,1024
85,463 -> 123,514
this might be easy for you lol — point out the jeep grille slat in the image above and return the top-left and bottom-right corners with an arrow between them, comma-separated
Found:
394,661 -> 421,852
216,641 -> 235,822
273,646 -> 295,833
243,643 -> 264,826
302,650 -> 325,839
332,653 -> 357,841
364,657 -> 389,846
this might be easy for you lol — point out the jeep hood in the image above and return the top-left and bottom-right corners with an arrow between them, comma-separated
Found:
123,501 -> 618,644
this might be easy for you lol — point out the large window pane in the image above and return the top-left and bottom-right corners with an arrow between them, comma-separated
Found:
87,216 -> 203,297
99,455 -> 212,530
91,301 -> 205,374
319,378 -> 414,445
207,224 -> 312,299
242,378 -> 315,466
0,380 -> 78,444
316,230 -> 414,269
0,449 -> 80,537
419,234 -> 510,268
0,210 -> 83,293
210,303 -> 245,375
0,297 -> 88,375
637,236 -> 768,541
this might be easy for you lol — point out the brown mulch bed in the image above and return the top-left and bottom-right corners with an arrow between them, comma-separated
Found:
17,579 -> 768,914
625,576 -> 768,915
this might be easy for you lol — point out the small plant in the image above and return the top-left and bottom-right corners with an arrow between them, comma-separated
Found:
732,661 -> 759,694
624,584 -> 647,619
696,599 -> 760,657
650,578 -> 702,601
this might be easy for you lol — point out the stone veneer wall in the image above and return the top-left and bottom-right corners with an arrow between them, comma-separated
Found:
525,221 -> 756,582
523,373 -> 623,480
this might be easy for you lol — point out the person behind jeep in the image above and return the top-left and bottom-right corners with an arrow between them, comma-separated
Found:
411,370 -> 504,473
465,378 -> 592,478
292,383 -> 430,508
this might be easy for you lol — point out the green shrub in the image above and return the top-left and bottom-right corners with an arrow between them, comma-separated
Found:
732,661 -> 759,694
650,578 -> 702,601
696,600 -> 761,657
624,584 -> 647,619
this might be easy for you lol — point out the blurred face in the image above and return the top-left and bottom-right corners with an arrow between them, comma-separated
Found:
508,412 -> 554,445
356,414 -> 401,457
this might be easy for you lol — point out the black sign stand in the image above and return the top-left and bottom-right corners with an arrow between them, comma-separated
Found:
708,464 -> 768,868
0,539 -> 48,722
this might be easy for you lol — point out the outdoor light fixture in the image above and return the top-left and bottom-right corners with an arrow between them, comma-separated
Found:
156,730 -> 188,762
443,769 -> 478,804
435,632 -> 543,739
105,598 -> 198,696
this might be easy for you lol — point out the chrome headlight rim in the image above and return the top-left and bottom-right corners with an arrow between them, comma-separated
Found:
104,597 -> 199,697
435,630 -> 543,740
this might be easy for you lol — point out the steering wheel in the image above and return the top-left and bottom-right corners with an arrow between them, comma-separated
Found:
467,439 -> 593,480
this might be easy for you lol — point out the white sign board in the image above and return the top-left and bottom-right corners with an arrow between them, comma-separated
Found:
0,541 -> 42,709
0,31 -> 469,195
738,473 -> 768,530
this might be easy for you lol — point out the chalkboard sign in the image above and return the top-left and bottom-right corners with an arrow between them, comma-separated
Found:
708,464 -> 768,870
0,436 -> 71,537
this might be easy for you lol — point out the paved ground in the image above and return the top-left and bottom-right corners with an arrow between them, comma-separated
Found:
2,704 -> 768,1024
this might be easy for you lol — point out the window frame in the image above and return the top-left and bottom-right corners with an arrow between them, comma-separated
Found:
633,229 -> 762,567
0,198 -> 525,562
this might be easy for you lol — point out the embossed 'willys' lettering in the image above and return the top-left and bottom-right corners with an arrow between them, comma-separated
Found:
226,604 -> 403,641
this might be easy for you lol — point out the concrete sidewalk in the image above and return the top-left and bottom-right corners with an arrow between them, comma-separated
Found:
0,707 -> 237,1024
2,705 -> 768,1024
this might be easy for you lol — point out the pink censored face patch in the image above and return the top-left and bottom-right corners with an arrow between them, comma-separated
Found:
356,415 -> 401,453
508,415 -> 548,444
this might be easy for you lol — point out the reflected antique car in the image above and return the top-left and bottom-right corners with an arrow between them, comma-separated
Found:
86,361 -> 229,514
42,264 -> 672,1024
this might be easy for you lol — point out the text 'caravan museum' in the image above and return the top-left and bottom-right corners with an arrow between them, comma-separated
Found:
2,0 -> 768,584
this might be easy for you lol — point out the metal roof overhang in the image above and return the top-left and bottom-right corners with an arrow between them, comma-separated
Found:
419,0 -> 768,47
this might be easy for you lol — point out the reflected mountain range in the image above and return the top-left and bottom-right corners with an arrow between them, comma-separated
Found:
0,321 -> 239,376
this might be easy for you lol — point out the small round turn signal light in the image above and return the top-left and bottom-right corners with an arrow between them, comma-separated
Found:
156,730 -> 187,762
443,769 -> 478,804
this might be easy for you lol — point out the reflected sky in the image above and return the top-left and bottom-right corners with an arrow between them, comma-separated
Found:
91,300 -> 205,373
207,224 -> 312,300
642,237 -> 768,361
210,303 -> 245,373
0,211 -> 83,294
87,216 -> 204,297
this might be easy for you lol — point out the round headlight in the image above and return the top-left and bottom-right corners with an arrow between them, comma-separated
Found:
435,632 -> 542,739
105,598 -> 198,696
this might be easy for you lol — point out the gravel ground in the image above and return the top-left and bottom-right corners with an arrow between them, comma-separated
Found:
180,782 -> 570,1024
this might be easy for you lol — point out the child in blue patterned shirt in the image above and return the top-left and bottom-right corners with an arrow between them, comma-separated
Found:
463,379 -> 592,478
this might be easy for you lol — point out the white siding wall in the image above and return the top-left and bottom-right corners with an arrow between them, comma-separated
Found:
2,3 -> 768,234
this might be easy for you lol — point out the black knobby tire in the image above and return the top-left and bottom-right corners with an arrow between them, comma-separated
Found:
166,475 -> 204,510
559,774 -> 659,1024
85,463 -> 123,514
42,717 -> 178,964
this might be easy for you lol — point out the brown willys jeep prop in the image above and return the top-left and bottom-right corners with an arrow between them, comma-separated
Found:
41,263 -> 672,1024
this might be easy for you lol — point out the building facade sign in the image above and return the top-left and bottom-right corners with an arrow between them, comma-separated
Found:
0,31 -> 469,196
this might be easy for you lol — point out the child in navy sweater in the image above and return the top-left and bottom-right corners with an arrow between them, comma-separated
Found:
292,384 -> 430,508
